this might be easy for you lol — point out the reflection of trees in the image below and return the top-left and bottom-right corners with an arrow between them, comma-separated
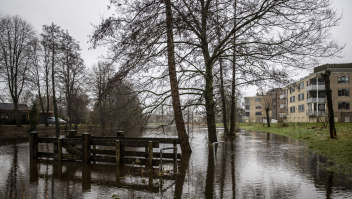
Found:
230,137 -> 236,199
205,145 -> 215,199
3,129 -> 352,198
174,153 -> 191,199
5,143 -> 18,198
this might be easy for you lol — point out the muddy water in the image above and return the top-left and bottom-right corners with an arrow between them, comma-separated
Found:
0,127 -> 352,198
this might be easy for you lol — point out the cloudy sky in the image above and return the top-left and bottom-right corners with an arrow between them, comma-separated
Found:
0,0 -> 115,68
1,0 -> 351,97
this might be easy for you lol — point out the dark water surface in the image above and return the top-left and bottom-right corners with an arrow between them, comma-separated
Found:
1,127 -> 352,198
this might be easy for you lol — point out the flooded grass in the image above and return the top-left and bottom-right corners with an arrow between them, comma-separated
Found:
239,122 -> 352,176
2,126 -> 352,198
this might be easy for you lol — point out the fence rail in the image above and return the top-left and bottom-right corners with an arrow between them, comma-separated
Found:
30,131 -> 181,169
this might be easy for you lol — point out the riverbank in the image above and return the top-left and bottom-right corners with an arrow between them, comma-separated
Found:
239,122 -> 352,175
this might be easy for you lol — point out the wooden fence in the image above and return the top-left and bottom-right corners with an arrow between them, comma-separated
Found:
30,131 -> 181,170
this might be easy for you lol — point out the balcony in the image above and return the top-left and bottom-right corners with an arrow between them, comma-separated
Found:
279,113 -> 287,118
306,110 -> 326,116
279,104 -> 287,109
279,94 -> 286,99
306,98 -> 326,103
242,102 -> 250,106
245,109 -> 250,112
305,85 -> 325,91
242,116 -> 249,120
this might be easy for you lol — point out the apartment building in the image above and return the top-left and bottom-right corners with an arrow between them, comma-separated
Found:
243,95 -> 272,123
243,63 -> 352,123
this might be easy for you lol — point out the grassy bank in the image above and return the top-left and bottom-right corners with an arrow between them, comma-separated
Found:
239,122 -> 352,175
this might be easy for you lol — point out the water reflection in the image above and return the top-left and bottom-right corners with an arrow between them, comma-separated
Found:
1,128 -> 352,198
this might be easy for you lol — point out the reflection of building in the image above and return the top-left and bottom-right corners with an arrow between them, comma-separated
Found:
0,103 -> 28,121
243,63 -> 352,123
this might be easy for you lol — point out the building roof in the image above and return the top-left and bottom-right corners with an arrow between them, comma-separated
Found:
0,103 -> 28,111
314,63 -> 352,73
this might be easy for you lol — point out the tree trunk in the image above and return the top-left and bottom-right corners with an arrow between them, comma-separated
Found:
45,62 -> 50,127
204,61 -> 218,143
216,0 -> 229,135
229,0 -> 237,136
321,70 -> 336,138
165,0 -> 191,153
13,100 -> 21,127
266,108 -> 270,127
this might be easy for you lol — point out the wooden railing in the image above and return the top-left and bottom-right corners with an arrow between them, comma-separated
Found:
30,131 -> 181,170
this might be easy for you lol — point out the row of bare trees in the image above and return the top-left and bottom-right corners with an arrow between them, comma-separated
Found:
0,14 -> 145,137
90,0 -> 343,151
0,14 -> 87,136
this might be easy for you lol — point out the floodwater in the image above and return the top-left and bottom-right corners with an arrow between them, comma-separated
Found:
1,127 -> 352,199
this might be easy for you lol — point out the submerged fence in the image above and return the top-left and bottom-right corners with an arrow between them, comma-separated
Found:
30,131 -> 181,170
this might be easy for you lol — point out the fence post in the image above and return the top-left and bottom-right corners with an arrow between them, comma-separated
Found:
68,130 -> 77,148
116,140 -> 120,166
117,131 -> 124,139
148,141 -> 153,169
82,133 -> 91,163
117,131 -> 124,156
68,130 -> 77,137
173,141 -> 178,173
58,138 -> 62,161
30,132 -> 38,159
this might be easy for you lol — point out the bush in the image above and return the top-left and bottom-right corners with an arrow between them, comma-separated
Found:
27,102 -> 39,132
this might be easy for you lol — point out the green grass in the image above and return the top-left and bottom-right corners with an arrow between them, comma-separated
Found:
239,122 -> 352,175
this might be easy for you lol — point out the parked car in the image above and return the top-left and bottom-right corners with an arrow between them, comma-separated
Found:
47,117 -> 67,124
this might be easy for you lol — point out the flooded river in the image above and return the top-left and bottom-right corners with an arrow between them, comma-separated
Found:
0,127 -> 352,198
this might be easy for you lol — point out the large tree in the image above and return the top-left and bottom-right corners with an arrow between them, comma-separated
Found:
0,15 -> 35,127
91,0 -> 343,143
41,23 -> 63,137
58,30 -> 85,128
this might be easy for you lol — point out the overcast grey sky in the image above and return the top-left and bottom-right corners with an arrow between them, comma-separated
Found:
0,0 -> 114,68
1,0 -> 351,97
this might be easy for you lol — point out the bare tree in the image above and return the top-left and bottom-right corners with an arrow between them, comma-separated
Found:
165,0 -> 191,152
28,37 -> 51,126
91,0 -> 343,144
0,15 -> 35,127
41,23 -> 63,137
58,30 -> 85,128
89,61 -> 115,128
321,70 -> 336,138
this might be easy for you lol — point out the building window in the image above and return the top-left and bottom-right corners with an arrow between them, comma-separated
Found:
338,89 -> 350,97
290,96 -> 295,103
255,105 -> 261,109
298,105 -> 304,112
298,82 -> 304,90
338,102 -> 350,110
338,76 -> 349,84
255,112 -> 262,116
1,114 -> 8,119
245,105 -> 250,109
290,106 -> 295,113
255,98 -> 261,102
245,112 -> 250,116
290,86 -> 295,93
298,93 -> 304,101
245,98 -> 250,104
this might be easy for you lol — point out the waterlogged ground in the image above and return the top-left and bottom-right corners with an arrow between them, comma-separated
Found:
1,126 -> 352,198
